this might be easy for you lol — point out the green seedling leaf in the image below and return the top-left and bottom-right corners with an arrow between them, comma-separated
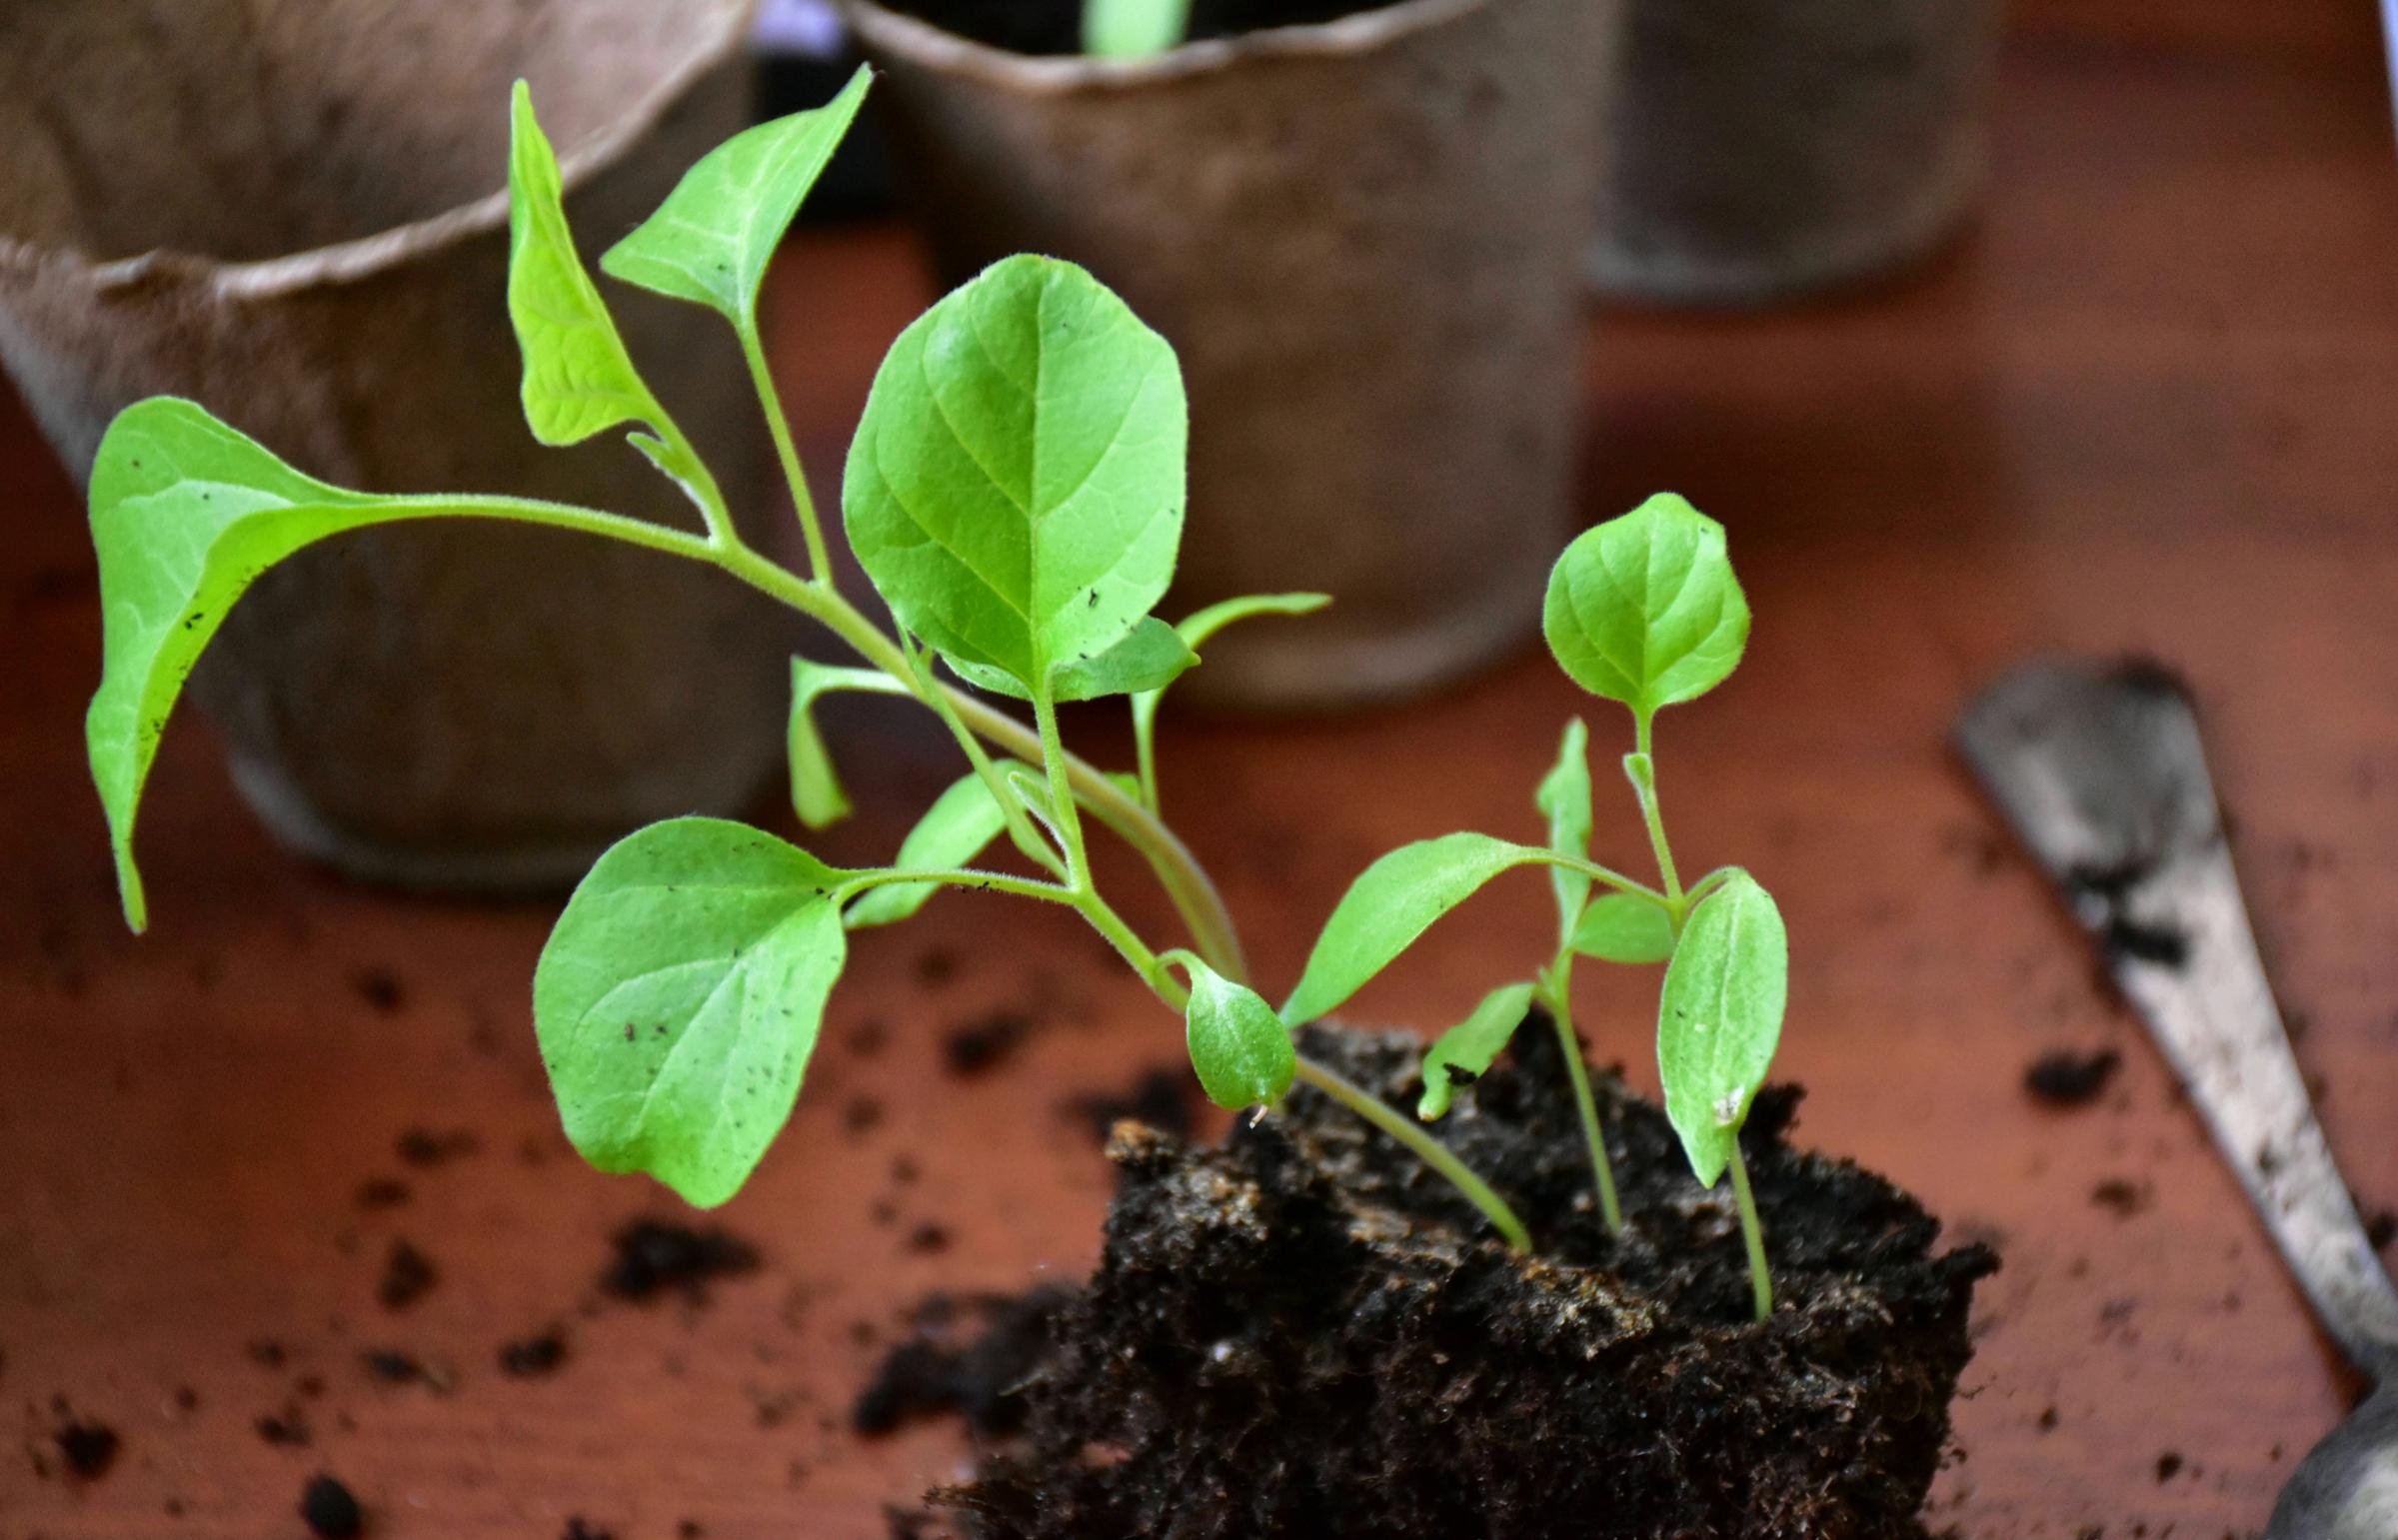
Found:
786,660 -> 906,829
534,817 -> 850,1208
843,255 -> 1186,694
1656,870 -> 1787,1186
1083,0 -> 1194,56
85,398 -> 571,931
602,66 -> 871,332
508,83 -> 713,508
1182,956 -> 1295,1111
844,772 -> 1009,929
1572,893 -> 1676,964
1282,833 -> 1556,1026
1544,493 -> 1750,720
949,615 -> 1197,703
1417,982 -> 1536,1120
1535,718 -> 1593,946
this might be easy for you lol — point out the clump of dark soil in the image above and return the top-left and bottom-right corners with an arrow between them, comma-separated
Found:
853,1289 -> 1077,1438
882,0 -> 1401,56
2024,1046 -> 2121,1107
301,1473 -> 365,1537
599,1219 -> 760,1303
934,1022 -> 1995,1539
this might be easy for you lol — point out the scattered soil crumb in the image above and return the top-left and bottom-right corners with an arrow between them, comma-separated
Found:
378,1240 -> 438,1310
2366,1209 -> 2396,1252
678,1523 -> 707,1539
352,967 -> 406,1013
395,1127 -> 480,1168
173,1385 -> 200,1413
2154,1451 -> 2184,1483
355,1177 -> 411,1210
500,1331 -> 569,1378
601,1219 -> 761,1303
1064,1066 -> 1196,1143
2037,1405 -> 2060,1432
845,1096 -> 887,1136
908,1223 -> 952,1255
943,1011 -> 1035,1077
850,1018 -> 891,1057
301,1473 -> 365,1537
917,947 -> 960,986
53,1416 -> 120,1479
853,1288 -> 1075,1437
2024,1048 -> 2121,1108
360,1350 -> 444,1390
256,1405 -> 313,1446
2090,1178 -> 2152,1217
248,1338 -> 289,1368
563,1520 -> 617,1540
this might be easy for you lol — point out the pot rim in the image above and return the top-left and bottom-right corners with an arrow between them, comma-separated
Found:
0,0 -> 760,301
839,0 -> 1494,95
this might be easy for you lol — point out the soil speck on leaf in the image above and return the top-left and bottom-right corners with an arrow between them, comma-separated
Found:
944,1011 -> 1034,1077
853,1288 -> 1074,1438
499,1331 -> 569,1378
53,1416 -> 120,1479
1064,1066 -> 1196,1143
378,1240 -> 438,1309
2024,1048 -> 2121,1107
600,1219 -> 761,1303
301,1473 -> 365,1537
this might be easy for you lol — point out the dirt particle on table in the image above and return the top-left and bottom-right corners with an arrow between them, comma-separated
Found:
351,966 -> 406,1013
1064,1065 -> 1196,1143
907,1222 -> 952,1255
360,1349 -> 443,1390
499,1330 -> 569,1378
943,1010 -> 1035,1077
300,1473 -> 365,1537
2366,1208 -> 2396,1251
849,1018 -> 891,1058
52,1415 -> 120,1479
852,1288 -> 1075,1438
394,1127 -> 480,1168
562,1519 -> 617,1540
844,1096 -> 886,1137
256,1404 -> 313,1446
2037,1405 -> 2060,1432
599,1219 -> 761,1304
354,1177 -> 411,1210
2024,1047 -> 2121,1107
377,1240 -> 438,1310
916,947 -> 960,986
2154,1450 -> 2184,1482
247,1338 -> 290,1368
2090,1178 -> 2152,1217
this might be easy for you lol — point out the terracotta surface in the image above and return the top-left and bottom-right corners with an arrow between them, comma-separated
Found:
4,11 -> 2396,1538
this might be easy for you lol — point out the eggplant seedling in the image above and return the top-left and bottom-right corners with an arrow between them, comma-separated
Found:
78,72 -> 1790,1317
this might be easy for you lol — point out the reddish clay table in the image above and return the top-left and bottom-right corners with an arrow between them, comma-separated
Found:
4,10 -> 2396,1538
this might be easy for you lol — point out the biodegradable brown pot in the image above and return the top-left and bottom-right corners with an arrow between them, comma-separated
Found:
1587,0 -> 2004,305
843,0 -> 1606,709
0,0 -> 797,890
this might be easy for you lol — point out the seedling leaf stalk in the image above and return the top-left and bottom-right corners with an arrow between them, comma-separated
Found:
80,74 -> 1792,1319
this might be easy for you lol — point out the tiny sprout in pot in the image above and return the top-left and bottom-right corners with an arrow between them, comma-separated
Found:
78,70 -> 1989,1535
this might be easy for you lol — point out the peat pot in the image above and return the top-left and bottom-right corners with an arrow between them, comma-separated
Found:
0,0 -> 795,890
843,0 -> 1606,709
1589,0 -> 2004,304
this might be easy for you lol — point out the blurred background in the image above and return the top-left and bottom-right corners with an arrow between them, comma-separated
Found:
1,0 -> 2393,1534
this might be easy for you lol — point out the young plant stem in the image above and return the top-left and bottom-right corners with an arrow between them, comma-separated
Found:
1033,689 -> 1094,891
1725,1138 -> 1773,1321
739,323 -> 834,584
898,632 -> 1066,879
841,867 -> 1078,907
1631,712 -> 1685,917
1293,1058 -> 1533,1253
1538,955 -> 1622,1233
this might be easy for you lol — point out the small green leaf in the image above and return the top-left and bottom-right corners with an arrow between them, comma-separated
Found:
601,66 -> 871,331
83,399 -> 559,931
1282,833 -> 1553,1026
1572,893 -> 1676,964
1417,982 -> 1536,1120
842,255 -> 1187,693
949,615 -> 1198,702
784,661 -> 904,829
1535,718 -> 1593,946
1083,0 -> 1193,56
1656,870 -> 1787,1186
1544,494 -> 1750,721
844,772 -> 1009,929
534,818 -> 851,1207
1182,956 -> 1295,1111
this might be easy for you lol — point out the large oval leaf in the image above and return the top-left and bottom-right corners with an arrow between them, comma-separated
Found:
1282,833 -> 1553,1026
842,256 -> 1187,694
534,817 -> 851,1208
1544,494 -> 1749,720
1656,870 -> 1787,1186
602,67 -> 871,331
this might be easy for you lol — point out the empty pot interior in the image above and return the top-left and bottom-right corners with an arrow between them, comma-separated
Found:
0,0 -> 745,266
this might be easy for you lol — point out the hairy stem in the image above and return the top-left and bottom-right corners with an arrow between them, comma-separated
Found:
1726,1139 -> 1773,1321
1033,689 -> 1093,892
838,866 -> 1077,907
1539,956 -> 1622,1233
